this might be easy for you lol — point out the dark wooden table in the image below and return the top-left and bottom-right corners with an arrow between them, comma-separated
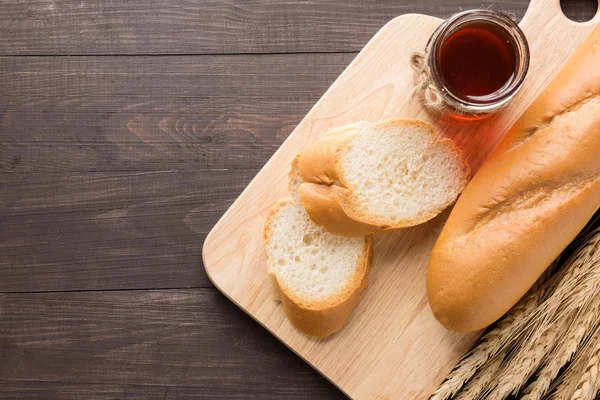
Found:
1,1 -> 597,398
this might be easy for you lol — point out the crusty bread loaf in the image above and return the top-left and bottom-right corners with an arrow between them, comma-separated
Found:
264,199 -> 372,337
427,25 -> 600,333
297,119 -> 470,237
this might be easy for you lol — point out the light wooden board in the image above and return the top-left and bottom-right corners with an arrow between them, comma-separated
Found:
203,1 -> 600,398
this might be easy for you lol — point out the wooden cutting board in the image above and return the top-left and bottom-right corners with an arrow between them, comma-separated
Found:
203,1 -> 599,398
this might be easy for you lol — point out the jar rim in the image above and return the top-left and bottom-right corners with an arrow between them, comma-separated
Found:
427,9 -> 530,114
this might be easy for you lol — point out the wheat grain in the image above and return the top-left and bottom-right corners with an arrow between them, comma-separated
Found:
554,369 -> 584,400
523,295 -> 600,400
429,288 -> 543,400
509,230 -> 600,349
552,325 -> 600,400
528,228 -> 600,337
455,351 -> 505,400
570,339 -> 600,400
487,313 -> 570,400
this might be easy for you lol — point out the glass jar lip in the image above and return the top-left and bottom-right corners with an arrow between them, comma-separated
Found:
427,9 -> 530,113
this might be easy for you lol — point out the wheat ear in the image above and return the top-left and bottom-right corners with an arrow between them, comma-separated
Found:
570,338 -> 600,400
429,287 -> 543,400
552,325 -> 600,400
487,313 -> 570,400
524,231 -> 600,340
455,351 -> 505,400
522,295 -> 600,400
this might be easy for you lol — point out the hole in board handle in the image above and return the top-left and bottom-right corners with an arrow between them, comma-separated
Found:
560,0 -> 598,22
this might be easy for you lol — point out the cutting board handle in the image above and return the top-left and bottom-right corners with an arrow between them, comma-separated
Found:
521,0 -> 600,29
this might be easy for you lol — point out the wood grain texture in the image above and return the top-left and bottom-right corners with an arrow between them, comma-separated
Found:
203,1 -> 600,398
0,54 -> 351,173
0,0 -> 534,55
0,289 -> 346,399
3,0 -> 595,56
0,170 -> 258,292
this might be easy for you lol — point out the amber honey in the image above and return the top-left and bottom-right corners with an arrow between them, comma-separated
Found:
439,23 -> 516,103
427,10 -> 530,115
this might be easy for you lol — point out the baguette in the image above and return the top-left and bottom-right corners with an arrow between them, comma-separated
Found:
427,25 -> 600,333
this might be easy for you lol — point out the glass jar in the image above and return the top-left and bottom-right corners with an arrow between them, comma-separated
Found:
426,9 -> 530,115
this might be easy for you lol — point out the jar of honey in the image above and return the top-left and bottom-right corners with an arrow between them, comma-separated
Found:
426,10 -> 530,115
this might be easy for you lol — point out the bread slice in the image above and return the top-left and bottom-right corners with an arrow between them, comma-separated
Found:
265,195 -> 372,337
297,119 -> 470,236
264,159 -> 372,337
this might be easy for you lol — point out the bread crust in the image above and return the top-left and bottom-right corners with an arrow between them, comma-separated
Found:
277,239 -> 372,338
427,25 -> 600,333
264,198 -> 373,337
297,119 -> 469,237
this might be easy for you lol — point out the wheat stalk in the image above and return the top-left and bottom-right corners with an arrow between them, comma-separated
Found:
455,351 -> 505,400
507,231 -> 600,400
429,287 -> 544,400
522,295 -> 600,400
553,356 -> 586,399
528,231 -> 600,333
486,316 -> 566,400
551,325 -> 600,400
570,338 -> 600,400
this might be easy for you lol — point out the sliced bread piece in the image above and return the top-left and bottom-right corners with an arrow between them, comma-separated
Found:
297,119 -> 470,237
264,198 -> 372,337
